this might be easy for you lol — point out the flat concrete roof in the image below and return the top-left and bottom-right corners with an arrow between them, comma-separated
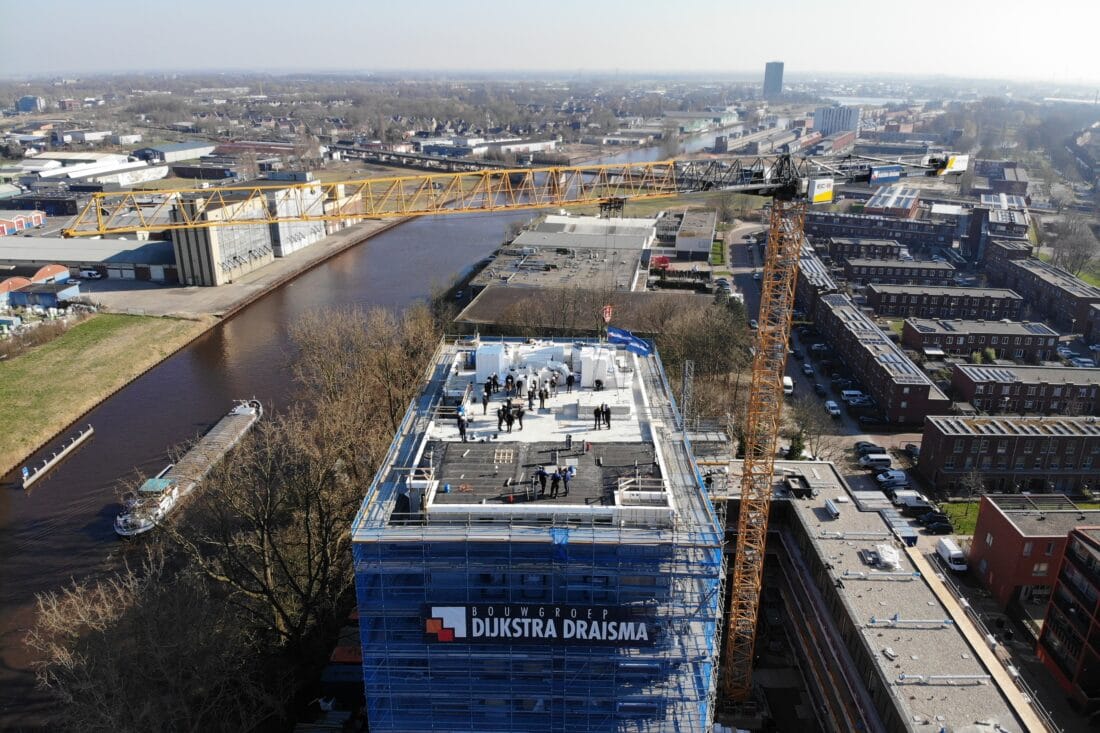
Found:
954,363 -> 1100,385
828,238 -> 901,247
905,319 -> 1058,337
868,283 -> 1022,299
926,414 -> 1100,437
1008,258 -> 1100,299
512,214 -> 657,252
469,247 -> 642,291
0,236 -> 175,266
845,257 -> 955,270
985,494 -> 1100,537
989,239 -> 1032,252
722,460 -> 1028,731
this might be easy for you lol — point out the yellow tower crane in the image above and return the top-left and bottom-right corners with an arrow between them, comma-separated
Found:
62,149 -> 967,705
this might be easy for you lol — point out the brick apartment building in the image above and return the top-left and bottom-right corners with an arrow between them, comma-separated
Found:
951,364 -> 1100,416
968,494 -> 1100,607
825,237 -> 903,261
1037,526 -> 1100,713
901,319 -> 1059,362
815,293 -> 951,424
1089,303 -> 1100,346
917,415 -> 1100,495
805,211 -> 955,250
842,257 -> 956,286
865,284 -> 1023,320
983,238 -> 1033,269
796,242 -> 839,321
988,256 -> 1100,331
862,185 -> 920,218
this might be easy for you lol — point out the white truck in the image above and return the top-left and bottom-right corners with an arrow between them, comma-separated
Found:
936,538 -> 967,572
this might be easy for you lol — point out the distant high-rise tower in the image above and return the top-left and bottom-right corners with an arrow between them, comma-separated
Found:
763,62 -> 784,98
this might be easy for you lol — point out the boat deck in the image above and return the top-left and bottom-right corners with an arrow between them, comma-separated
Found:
163,404 -> 260,489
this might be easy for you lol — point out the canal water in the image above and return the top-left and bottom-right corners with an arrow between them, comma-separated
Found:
0,130 -> 725,723
0,211 -> 530,723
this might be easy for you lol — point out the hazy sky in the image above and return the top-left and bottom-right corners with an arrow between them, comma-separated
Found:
2,0 -> 1098,84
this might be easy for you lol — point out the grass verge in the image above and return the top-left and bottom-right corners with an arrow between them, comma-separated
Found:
0,313 -> 211,475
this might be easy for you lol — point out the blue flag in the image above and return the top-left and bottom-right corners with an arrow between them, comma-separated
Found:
607,326 -> 653,356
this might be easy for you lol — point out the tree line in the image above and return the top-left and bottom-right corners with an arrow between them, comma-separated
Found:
29,305 -> 441,732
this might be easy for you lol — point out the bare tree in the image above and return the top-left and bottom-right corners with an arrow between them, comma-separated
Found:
960,468 -> 986,515
789,395 -> 843,461
28,550 -> 278,733
1051,213 -> 1099,276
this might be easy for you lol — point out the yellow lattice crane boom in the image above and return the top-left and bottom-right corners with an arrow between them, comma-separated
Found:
60,152 -> 956,237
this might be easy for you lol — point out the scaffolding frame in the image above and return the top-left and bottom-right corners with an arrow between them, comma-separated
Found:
352,337 -> 725,732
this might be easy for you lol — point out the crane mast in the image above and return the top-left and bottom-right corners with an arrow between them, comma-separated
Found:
721,200 -> 804,702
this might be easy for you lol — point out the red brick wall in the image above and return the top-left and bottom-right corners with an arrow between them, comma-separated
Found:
970,498 -> 1066,608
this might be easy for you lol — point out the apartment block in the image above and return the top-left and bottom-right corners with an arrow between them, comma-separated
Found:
901,319 -> 1059,362
917,416 -> 1100,495
815,293 -> 951,424
866,284 -> 1023,320
951,364 -> 1100,416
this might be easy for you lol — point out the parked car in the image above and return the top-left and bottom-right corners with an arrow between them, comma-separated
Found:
813,383 -> 827,396
903,443 -> 921,461
855,441 -> 885,455
917,512 -> 950,526
79,269 -> 103,280
925,522 -> 954,535
810,343 -> 829,354
749,319 -> 759,330
875,470 -> 908,483
802,363 -> 814,376
753,271 -> 762,281
824,400 -> 841,417
858,415 -> 887,426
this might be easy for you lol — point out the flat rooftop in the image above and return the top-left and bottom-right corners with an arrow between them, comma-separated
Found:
0,236 -> 175,266
469,246 -> 643,291
988,209 -> 1028,226
984,494 -> 1100,537
926,415 -> 1100,437
954,363 -> 1100,385
905,318 -> 1057,337
677,210 -> 716,237
1008,258 -> 1100,299
456,285 -> 707,332
868,283 -> 1022,299
352,337 -> 720,543
512,214 -> 657,252
845,257 -> 955,270
820,293 -> 945,389
720,460 -> 1028,731
989,239 -> 1032,253
981,193 -> 1028,210
799,243 -> 837,290
865,184 -> 919,211
828,238 -> 901,247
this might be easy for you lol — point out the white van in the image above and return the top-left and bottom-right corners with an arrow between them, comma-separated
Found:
858,453 -> 892,469
782,376 -> 794,396
840,390 -> 865,403
936,538 -> 967,572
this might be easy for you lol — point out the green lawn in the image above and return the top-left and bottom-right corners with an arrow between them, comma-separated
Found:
0,314 -> 208,474
709,240 -> 726,267
941,503 -> 981,535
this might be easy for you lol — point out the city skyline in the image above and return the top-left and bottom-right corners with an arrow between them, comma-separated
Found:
1,0 -> 1098,85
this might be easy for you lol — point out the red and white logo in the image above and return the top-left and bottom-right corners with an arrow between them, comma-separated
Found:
602,304 -> 613,324
425,606 -> 467,642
